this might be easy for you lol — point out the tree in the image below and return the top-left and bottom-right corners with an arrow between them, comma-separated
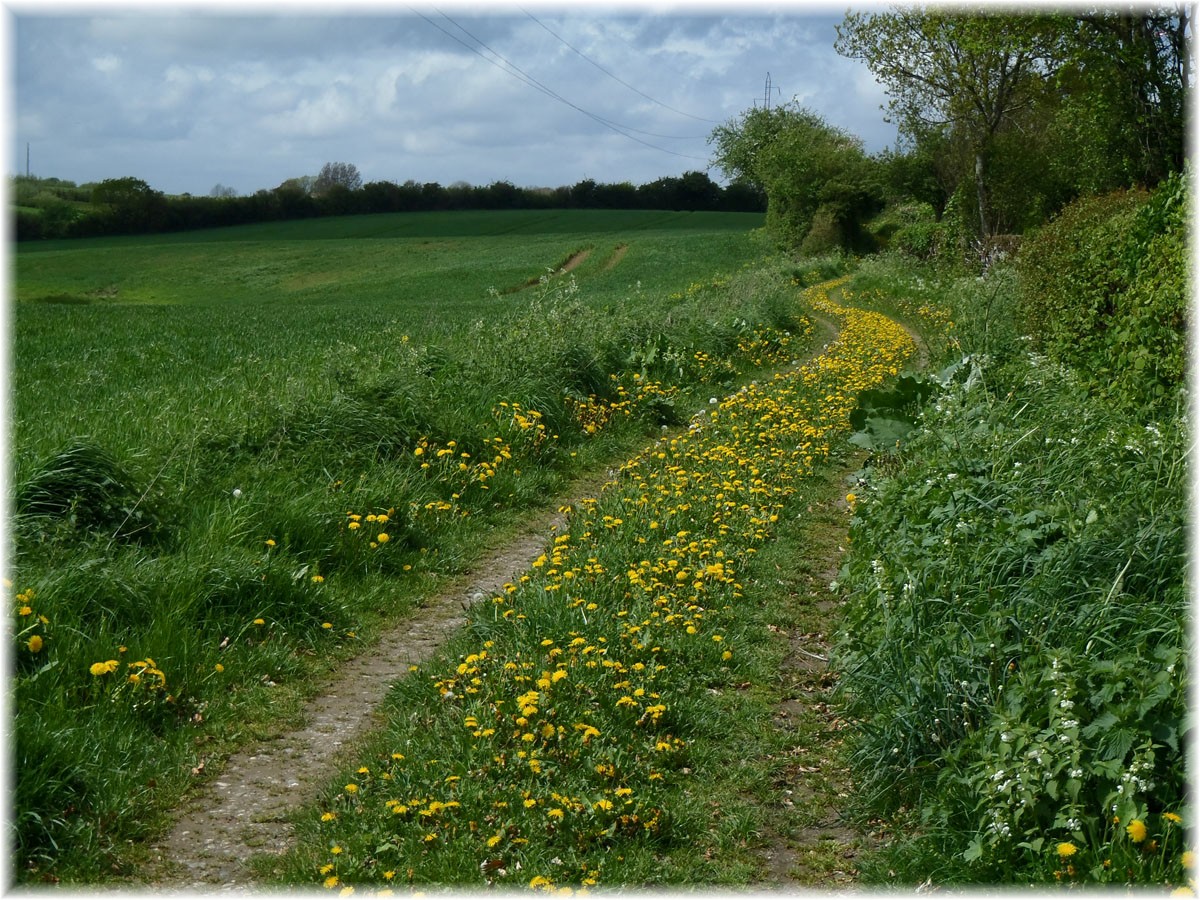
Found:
313,162 -> 362,196
1052,8 -> 1189,191
89,176 -> 169,233
710,102 -> 879,248
209,184 -> 238,198
836,7 -> 1061,237
277,175 -> 317,195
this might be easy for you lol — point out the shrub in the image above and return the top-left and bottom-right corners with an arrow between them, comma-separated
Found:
1015,175 -> 1187,415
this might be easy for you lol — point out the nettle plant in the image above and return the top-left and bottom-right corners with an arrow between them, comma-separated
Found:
963,644 -> 1186,883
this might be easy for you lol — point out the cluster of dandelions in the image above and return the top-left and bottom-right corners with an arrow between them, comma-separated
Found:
306,277 -> 916,893
12,583 -> 49,658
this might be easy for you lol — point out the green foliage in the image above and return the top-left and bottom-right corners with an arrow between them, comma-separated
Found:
847,374 -> 937,452
797,205 -> 844,256
834,347 -> 1187,886
1017,173 -> 1187,415
869,202 -> 951,262
836,9 -> 1060,238
838,9 -> 1186,238
1052,12 -> 1188,189
1016,188 -> 1147,350
710,102 -> 881,250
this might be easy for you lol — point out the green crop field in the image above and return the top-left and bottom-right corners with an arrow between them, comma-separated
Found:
13,209 -> 763,478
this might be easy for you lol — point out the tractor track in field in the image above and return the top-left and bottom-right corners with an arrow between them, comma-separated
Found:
137,296 -> 881,891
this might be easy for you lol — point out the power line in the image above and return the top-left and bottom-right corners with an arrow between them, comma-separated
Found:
521,8 -> 721,127
410,8 -> 711,163
434,11 -> 709,151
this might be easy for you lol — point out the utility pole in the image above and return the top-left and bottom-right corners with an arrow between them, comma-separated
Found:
26,142 -> 30,178
763,72 -> 772,110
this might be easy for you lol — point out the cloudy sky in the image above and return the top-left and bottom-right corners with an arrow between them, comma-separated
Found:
8,2 -> 896,197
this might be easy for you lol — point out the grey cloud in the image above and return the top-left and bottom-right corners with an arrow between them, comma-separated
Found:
13,7 -> 895,194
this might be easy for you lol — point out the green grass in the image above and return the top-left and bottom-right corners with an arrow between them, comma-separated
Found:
13,210 -> 763,478
13,208 -> 830,884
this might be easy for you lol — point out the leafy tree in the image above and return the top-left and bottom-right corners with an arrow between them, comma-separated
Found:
313,162 -> 362,196
277,175 -> 317,195
209,184 -> 238,199
835,7 -> 1061,237
1051,8 -> 1189,191
710,102 -> 879,248
89,176 -> 169,233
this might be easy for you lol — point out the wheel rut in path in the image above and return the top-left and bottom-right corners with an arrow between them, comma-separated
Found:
144,499 -> 588,889
143,302 -> 852,891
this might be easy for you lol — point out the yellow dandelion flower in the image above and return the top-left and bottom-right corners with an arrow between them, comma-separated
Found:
27,635 -> 43,653
1165,812 -> 1184,825
322,622 -> 334,630
1127,820 -> 1148,843
1183,850 -> 1196,869
214,663 -> 224,673
265,539 -> 276,547
1057,842 -> 1078,858
377,533 -> 390,544
323,875 -> 339,889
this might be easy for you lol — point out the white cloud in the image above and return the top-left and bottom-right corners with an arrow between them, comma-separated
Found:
91,53 -> 121,73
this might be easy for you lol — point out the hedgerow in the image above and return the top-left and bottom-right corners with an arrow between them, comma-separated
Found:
1016,172 -> 1188,416
834,183 -> 1189,885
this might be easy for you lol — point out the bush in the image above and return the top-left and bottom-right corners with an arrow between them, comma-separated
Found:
871,202 -> 951,261
1016,174 -> 1187,415
798,204 -> 845,256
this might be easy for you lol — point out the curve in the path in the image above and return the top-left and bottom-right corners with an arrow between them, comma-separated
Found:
142,287 -> 866,890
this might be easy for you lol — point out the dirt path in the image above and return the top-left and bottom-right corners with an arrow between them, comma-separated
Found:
757,459 -> 869,886
139,296 -> 868,891
142,496 -> 595,888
